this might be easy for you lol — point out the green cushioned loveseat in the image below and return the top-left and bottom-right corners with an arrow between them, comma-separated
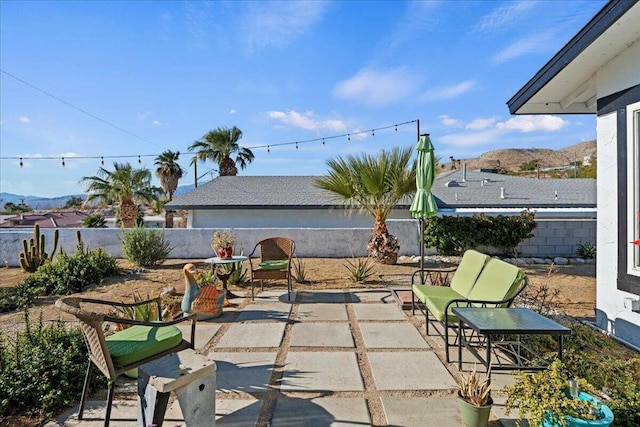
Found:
411,250 -> 528,362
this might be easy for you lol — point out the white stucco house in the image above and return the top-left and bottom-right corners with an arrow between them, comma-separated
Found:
507,0 -> 640,347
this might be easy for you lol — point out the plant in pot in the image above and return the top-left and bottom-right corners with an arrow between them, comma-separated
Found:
212,229 -> 237,259
505,359 -> 614,427
457,365 -> 493,427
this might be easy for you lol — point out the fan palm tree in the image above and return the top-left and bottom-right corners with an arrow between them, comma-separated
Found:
188,126 -> 255,177
155,150 -> 185,228
314,146 -> 416,264
80,162 -> 161,228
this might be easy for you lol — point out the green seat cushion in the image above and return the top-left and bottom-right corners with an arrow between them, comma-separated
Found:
449,250 -> 490,297
466,258 -> 520,304
424,295 -> 464,322
412,283 -> 464,304
259,260 -> 288,270
106,325 -> 183,367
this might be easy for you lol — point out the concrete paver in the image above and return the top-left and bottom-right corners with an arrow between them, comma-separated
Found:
211,352 -> 277,393
294,303 -> 349,321
290,323 -> 354,347
297,290 -> 349,303
215,398 -> 262,426
176,322 -> 221,349
216,323 -> 286,348
368,351 -> 457,390
273,397 -> 370,426
358,322 -> 430,349
382,397 -> 462,426
352,303 -> 408,320
281,352 -> 364,392
349,289 -> 395,303
236,301 -> 291,322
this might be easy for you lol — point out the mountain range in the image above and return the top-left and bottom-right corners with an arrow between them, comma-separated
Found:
1,140 -> 596,211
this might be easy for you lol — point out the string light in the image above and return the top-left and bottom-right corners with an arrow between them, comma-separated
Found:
348,134 -> 351,141
372,129 -> 375,137
138,155 -> 141,164
267,146 -> 270,153
395,125 -> 398,132
101,156 -> 104,166
61,157 -> 65,167
295,142 -> 298,150
19,157 -> 23,168
322,138 -> 325,146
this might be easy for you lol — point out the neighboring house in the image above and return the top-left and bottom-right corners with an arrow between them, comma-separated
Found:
0,210 -> 89,228
507,0 -> 640,347
166,176 -> 413,228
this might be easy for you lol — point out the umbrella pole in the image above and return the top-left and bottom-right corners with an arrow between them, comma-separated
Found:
420,218 -> 425,284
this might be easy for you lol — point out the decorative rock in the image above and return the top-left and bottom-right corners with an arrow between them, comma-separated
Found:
161,286 -> 177,296
544,258 -> 553,264
532,258 -> 546,264
586,258 -> 596,264
572,258 -> 586,264
554,257 -> 569,265
513,258 -> 528,266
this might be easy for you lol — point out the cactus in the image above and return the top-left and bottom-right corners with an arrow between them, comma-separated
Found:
76,229 -> 84,254
18,225 -> 59,272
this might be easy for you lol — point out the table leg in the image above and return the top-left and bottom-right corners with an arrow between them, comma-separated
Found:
137,376 -> 170,427
486,334 -> 492,377
215,264 -> 240,299
559,335 -> 564,362
458,318 -> 463,371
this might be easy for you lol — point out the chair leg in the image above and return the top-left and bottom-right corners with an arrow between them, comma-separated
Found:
78,359 -> 93,420
103,380 -> 115,427
445,316 -> 450,363
411,292 -> 415,315
251,278 -> 255,300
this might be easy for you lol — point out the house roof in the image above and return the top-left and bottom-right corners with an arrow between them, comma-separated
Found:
0,210 -> 89,228
433,170 -> 596,208
507,0 -> 640,115
167,174 -> 595,210
167,176 -> 353,210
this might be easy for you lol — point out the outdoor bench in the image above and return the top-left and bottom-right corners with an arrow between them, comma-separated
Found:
411,250 -> 528,362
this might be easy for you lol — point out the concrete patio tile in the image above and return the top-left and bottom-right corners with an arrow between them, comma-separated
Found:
210,352 -> 277,393
349,289 -> 394,304
46,400 -> 138,426
297,290 -> 349,303
216,323 -> 286,348
273,397 -> 370,426
381,397 -> 461,426
352,303 -> 407,321
236,301 -> 291,322
368,351 -> 457,390
359,323 -> 429,349
290,323 -> 354,347
294,303 -> 349,321
281,352 -> 364,392
176,322 -> 221,349
253,290 -> 296,303
215,398 -> 262,426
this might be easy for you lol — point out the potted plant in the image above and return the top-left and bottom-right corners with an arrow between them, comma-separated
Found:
456,365 -> 493,427
505,359 -> 614,427
211,229 -> 237,259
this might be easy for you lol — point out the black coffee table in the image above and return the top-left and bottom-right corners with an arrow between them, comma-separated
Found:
452,307 -> 571,375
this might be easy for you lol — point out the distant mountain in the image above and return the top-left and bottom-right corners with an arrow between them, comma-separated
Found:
0,193 -> 85,211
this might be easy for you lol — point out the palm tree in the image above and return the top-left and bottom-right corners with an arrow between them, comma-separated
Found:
314,146 -> 416,264
188,126 -> 255,177
155,150 -> 185,228
80,162 -> 161,228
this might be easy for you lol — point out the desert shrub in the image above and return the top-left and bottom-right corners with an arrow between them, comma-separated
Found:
292,257 -> 309,284
344,256 -> 376,282
423,210 -> 537,256
576,242 -> 596,259
19,247 -> 120,298
120,226 -> 172,266
0,312 -> 105,419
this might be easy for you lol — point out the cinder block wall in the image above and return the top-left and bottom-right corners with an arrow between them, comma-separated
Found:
0,219 -> 596,267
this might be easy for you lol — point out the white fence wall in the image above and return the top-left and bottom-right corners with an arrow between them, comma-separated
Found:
0,219 -> 597,267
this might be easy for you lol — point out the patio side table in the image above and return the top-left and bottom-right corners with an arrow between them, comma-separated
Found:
204,255 -> 248,299
452,307 -> 571,376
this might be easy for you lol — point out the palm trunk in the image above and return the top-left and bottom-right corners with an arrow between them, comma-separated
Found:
119,199 -> 138,228
367,221 -> 399,265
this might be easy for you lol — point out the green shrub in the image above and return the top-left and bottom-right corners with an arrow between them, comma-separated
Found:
0,312 -> 104,419
344,256 -> 376,282
120,226 -> 172,266
293,257 -> 309,284
576,242 -> 596,259
19,247 -> 120,298
423,211 -> 537,256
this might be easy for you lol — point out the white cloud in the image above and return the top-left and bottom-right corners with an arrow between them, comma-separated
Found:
440,129 -> 503,147
19,116 -> 30,123
151,120 -> 162,126
242,1 -> 328,52
475,1 -> 537,33
495,115 -> 568,133
422,80 -> 475,101
333,68 -> 417,106
493,32 -> 555,63
466,117 -> 498,130
229,109 -> 237,114
267,110 -> 346,132
438,115 -> 463,128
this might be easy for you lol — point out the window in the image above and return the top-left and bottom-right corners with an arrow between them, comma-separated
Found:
627,101 -> 640,277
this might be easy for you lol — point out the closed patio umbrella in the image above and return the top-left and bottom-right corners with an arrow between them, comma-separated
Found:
409,134 -> 438,282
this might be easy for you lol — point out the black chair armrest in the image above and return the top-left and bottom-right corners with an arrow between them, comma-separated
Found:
411,266 -> 457,286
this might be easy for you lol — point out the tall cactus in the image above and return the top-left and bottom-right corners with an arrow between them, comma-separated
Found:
18,224 -> 59,272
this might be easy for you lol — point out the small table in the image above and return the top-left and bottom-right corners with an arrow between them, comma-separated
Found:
204,256 -> 248,299
452,307 -> 571,376
137,349 -> 217,427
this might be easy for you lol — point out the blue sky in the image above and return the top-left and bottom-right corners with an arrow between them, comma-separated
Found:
0,0 -> 605,198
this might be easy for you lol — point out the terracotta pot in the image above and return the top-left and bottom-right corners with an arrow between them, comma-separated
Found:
217,245 -> 233,259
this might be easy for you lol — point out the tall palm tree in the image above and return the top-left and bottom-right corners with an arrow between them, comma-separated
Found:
188,126 -> 255,177
155,150 -> 185,228
314,146 -> 416,264
80,162 -> 161,228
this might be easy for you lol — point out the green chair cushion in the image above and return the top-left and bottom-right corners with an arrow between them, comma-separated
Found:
259,260 -> 288,270
106,325 -> 183,367
465,258 -> 520,304
424,295 -> 462,322
412,283 -> 464,304
449,250 -> 490,297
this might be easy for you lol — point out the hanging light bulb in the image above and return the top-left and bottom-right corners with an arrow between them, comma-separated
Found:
138,155 -> 141,164
322,138 -> 325,146
372,129 -> 375,137
348,133 -> 351,141
61,157 -> 65,167
101,156 -> 104,166
267,146 -> 270,153
19,157 -> 23,168
295,142 -> 298,150
395,125 -> 398,132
